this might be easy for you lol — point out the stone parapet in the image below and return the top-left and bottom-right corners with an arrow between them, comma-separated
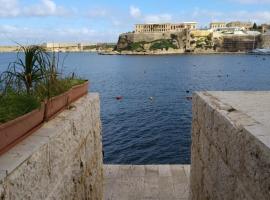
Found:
190,91 -> 270,200
0,93 -> 103,200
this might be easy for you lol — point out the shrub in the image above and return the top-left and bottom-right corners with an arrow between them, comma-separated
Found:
149,39 -> 177,50
126,42 -> 145,51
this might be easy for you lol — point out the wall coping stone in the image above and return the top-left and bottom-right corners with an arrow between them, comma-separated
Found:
197,91 -> 270,150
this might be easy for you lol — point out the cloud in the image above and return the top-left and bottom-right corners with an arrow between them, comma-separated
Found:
144,14 -> 172,23
0,0 -> 72,18
0,25 -> 119,45
23,0 -> 69,16
0,0 -> 20,17
129,5 -> 172,23
87,8 -> 108,18
130,6 -> 141,18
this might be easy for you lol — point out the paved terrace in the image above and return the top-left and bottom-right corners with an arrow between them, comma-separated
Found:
104,165 -> 190,200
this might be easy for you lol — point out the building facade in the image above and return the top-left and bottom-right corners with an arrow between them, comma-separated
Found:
261,24 -> 270,33
226,21 -> 253,30
210,22 -> 226,30
135,22 -> 197,33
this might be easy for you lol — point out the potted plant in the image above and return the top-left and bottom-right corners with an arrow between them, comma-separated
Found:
0,91 -> 44,154
0,45 -> 49,154
67,75 -> 89,103
39,52 -> 71,120
0,45 -> 90,155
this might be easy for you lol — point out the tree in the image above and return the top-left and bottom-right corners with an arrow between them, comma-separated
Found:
253,23 -> 258,30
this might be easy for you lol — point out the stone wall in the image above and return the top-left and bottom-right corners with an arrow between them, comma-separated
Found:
116,31 -> 187,51
190,91 -> 270,200
0,93 -> 103,200
219,35 -> 259,52
259,33 -> 270,48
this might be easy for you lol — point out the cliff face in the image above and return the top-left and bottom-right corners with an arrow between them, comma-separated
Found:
116,30 -> 265,54
116,31 -> 188,52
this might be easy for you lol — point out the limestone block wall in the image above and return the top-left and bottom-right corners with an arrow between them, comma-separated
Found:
0,93 -> 103,200
260,34 -> 270,48
190,92 -> 270,200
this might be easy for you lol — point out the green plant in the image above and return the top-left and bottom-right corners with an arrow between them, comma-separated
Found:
0,89 -> 40,123
0,44 -> 87,124
150,39 -> 177,50
1,45 -> 49,95
126,41 -> 146,51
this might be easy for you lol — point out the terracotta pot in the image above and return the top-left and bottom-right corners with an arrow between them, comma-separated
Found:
68,81 -> 89,103
0,103 -> 45,155
45,92 -> 69,121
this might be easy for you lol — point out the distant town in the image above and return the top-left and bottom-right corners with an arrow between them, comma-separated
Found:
112,21 -> 270,55
1,21 -> 270,55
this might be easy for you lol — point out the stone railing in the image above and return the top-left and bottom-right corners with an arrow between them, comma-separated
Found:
190,91 -> 270,200
0,93 -> 103,200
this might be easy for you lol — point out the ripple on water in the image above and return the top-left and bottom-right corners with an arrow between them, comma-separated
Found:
1,53 -> 270,164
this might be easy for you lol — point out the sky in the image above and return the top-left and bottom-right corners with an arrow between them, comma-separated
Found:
0,0 -> 270,45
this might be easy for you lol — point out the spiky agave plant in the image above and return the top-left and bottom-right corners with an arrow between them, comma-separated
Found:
1,45 -> 50,95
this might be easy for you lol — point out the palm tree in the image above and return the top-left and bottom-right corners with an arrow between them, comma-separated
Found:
1,45 -> 50,94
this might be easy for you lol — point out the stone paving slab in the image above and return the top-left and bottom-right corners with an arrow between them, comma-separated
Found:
104,165 -> 190,200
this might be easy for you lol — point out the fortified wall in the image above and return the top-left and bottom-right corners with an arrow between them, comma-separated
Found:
0,94 -> 103,200
216,35 -> 259,52
116,29 -> 267,53
116,31 -> 188,51
190,91 -> 270,200
259,33 -> 270,48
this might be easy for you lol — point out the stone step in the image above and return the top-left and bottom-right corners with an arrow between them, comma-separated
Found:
103,164 -> 190,200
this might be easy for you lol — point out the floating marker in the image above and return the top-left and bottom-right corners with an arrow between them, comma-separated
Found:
116,96 -> 123,100
186,96 -> 192,101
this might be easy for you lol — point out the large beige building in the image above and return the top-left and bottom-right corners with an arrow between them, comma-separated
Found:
226,21 -> 253,30
135,22 -> 197,33
210,22 -> 226,30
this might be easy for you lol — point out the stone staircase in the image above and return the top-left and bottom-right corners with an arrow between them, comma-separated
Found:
103,165 -> 190,200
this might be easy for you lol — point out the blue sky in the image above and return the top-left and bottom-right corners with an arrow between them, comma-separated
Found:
0,0 -> 270,45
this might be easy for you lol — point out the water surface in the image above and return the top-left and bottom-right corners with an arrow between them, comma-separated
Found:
1,53 -> 270,164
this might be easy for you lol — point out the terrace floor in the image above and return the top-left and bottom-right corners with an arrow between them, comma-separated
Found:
103,165 -> 190,200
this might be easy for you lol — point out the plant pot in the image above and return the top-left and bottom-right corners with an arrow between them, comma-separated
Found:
68,81 -> 89,104
0,103 -> 45,155
45,92 -> 69,121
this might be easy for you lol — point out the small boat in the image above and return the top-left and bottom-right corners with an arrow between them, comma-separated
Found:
116,96 -> 123,100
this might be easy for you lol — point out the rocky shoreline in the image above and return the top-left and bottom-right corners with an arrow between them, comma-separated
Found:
98,49 -> 248,56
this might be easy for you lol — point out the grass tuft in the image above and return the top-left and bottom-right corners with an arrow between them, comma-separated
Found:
0,90 -> 41,124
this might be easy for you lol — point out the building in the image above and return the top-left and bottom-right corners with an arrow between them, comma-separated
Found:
226,21 -> 253,30
261,24 -> 270,33
135,22 -> 197,33
210,22 -> 226,30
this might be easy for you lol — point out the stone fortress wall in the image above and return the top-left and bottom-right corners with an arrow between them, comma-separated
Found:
0,93 -> 103,200
259,33 -> 270,48
116,31 -> 188,52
